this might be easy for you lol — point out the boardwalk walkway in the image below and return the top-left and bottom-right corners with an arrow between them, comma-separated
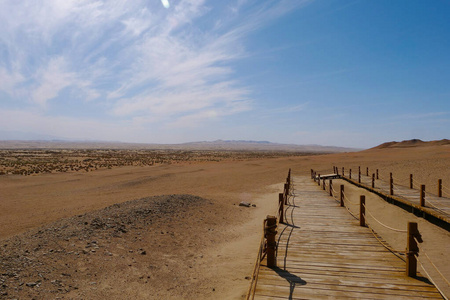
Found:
252,176 -> 442,299
341,173 -> 450,228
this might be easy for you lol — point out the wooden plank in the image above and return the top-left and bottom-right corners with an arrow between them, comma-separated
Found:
255,282 -> 442,299
250,176 -> 443,300
257,269 -> 439,291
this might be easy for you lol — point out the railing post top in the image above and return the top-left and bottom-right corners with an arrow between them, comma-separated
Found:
408,221 -> 417,227
266,215 -> 277,221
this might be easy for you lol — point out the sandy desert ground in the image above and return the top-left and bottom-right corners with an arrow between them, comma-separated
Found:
0,140 -> 449,299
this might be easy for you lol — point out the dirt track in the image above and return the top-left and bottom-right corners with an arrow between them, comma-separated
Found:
1,144 -> 449,299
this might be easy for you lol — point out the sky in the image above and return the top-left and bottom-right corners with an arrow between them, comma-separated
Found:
0,0 -> 449,148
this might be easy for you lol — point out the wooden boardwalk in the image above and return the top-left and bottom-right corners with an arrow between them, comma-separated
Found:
252,176 -> 443,299
342,173 -> 450,227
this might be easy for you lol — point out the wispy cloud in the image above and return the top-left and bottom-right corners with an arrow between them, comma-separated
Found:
394,112 -> 450,120
0,0 -> 311,139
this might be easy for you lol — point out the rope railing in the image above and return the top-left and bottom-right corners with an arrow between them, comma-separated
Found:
246,220 -> 267,300
331,185 -> 338,196
424,198 -> 450,217
422,252 -> 450,287
416,255 -> 449,300
341,196 -> 359,220
341,190 -> 357,205
329,185 -> 341,204
362,202 -> 408,233
247,169 -> 292,300
337,166 -> 450,215
412,235 -> 450,300
392,175 -> 406,184
343,193 -> 448,294
412,177 -> 422,189
442,185 -> 450,197
316,168 -> 449,298
366,226 -> 406,261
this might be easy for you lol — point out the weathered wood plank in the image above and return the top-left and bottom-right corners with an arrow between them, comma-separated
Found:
255,283 -> 442,299
251,176 -> 443,300
257,269 -> 438,291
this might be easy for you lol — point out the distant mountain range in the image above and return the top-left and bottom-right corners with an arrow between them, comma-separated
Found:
0,138 -> 358,153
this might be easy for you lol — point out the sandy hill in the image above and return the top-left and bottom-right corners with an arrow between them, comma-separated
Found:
372,139 -> 450,149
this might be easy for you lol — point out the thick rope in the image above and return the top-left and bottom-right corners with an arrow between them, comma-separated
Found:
343,200 -> 359,220
366,226 -> 405,261
342,190 -> 357,205
416,255 -> 449,300
425,199 -> 450,217
442,185 -> 450,193
423,252 -> 450,287
248,170 -> 292,300
362,203 -> 407,233
391,175 -> 403,183
412,236 -> 450,291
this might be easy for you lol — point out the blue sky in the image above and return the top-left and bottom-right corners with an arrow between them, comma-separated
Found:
0,0 -> 449,148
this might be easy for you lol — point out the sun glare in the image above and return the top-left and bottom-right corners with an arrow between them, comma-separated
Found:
161,0 -> 170,9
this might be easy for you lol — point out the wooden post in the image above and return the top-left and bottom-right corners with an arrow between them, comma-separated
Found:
329,179 -> 333,196
360,195 -> 365,227
372,173 -> 375,188
438,179 -> 442,197
340,185 -> 344,207
284,184 -> 289,205
311,169 -> 313,179
349,169 -> 352,179
366,167 -> 368,176
406,222 -> 422,277
420,185 -> 425,207
358,168 -> 361,183
265,216 -> 277,268
317,174 -> 321,186
342,167 -> 344,177
278,193 -> 284,224
410,174 -> 413,189
376,169 -> 379,179
322,178 -> 326,190
390,173 -> 393,195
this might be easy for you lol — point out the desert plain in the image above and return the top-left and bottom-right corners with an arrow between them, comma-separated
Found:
0,140 -> 449,299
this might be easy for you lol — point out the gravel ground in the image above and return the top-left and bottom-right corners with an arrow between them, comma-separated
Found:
0,194 -> 231,299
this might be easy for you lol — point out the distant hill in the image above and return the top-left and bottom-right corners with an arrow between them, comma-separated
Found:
0,139 -> 358,153
372,139 -> 450,149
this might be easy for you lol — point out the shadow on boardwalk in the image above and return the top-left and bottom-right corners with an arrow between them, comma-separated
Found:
271,266 -> 307,300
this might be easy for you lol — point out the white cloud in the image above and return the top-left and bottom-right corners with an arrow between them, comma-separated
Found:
32,57 -> 76,106
0,0 -> 311,140
0,67 -> 24,96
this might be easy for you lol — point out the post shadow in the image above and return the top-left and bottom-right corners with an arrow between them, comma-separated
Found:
271,266 -> 307,299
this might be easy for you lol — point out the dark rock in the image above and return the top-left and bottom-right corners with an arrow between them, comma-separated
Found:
25,282 -> 37,287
